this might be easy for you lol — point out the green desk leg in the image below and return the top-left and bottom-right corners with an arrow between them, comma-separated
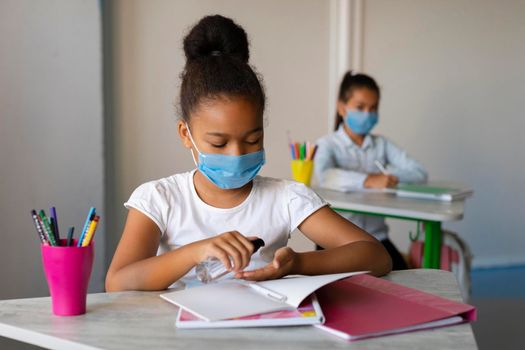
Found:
423,221 -> 442,269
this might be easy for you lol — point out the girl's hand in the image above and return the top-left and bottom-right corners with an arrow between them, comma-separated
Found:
364,173 -> 399,189
194,231 -> 256,272
235,247 -> 297,281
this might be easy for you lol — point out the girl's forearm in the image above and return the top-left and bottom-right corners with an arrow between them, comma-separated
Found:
292,240 -> 392,277
106,243 -> 199,292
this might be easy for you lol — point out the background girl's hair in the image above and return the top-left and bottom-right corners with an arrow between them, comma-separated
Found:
334,71 -> 380,130
179,15 -> 265,121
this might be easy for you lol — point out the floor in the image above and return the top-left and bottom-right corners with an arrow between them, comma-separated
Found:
470,265 -> 525,350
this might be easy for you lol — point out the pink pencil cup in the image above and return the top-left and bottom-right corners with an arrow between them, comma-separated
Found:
41,239 -> 94,316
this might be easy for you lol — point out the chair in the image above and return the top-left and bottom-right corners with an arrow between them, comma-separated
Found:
409,228 -> 473,302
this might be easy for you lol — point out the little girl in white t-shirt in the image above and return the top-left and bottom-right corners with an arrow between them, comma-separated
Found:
105,15 -> 391,291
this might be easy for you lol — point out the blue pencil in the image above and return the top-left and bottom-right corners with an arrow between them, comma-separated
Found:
77,207 -> 96,247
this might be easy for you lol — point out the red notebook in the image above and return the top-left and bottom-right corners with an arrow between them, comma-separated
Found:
316,274 -> 476,341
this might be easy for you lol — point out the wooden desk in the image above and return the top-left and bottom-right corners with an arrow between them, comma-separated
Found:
0,269 -> 477,349
314,187 -> 471,268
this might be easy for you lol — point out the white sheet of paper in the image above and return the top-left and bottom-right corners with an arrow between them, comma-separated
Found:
160,281 -> 290,321
160,271 -> 368,321
257,271 -> 368,308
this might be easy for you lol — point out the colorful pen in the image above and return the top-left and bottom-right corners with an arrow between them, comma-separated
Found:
310,145 -> 318,160
66,227 -> 75,247
290,144 -> 295,160
31,210 -> 47,244
289,141 -> 318,161
77,207 -> 96,247
82,216 -> 99,247
299,143 -> 305,160
39,210 -> 57,246
49,218 -> 60,246
305,141 -> 312,160
50,207 -> 60,243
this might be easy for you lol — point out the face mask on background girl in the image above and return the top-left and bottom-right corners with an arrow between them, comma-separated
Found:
344,109 -> 379,135
335,74 -> 381,138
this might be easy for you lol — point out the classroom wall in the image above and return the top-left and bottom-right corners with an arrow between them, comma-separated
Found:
0,0 -> 105,299
106,0 -> 332,257
361,0 -> 525,267
107,0 -> 525,267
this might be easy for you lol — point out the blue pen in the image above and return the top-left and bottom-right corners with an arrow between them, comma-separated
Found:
66,227 -> 75,247
50,207 -> 60,243
49,217 -> 59,246
77,207 -> 96,247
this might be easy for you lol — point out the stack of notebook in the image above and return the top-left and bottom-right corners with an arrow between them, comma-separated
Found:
160,272 -> 476,341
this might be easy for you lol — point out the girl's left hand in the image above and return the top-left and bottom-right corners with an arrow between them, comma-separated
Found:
235,247 -> 298,281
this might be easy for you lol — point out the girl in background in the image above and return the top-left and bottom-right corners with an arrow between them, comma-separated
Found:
314,72 -> 427,270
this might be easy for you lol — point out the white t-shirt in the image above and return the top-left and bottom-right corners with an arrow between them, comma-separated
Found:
124,169 -> 328,287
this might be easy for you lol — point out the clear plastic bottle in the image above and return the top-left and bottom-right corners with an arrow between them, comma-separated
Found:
195,238 -> 265,283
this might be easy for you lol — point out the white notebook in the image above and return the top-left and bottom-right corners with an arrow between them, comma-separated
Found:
395,184 -> 473,202
175,294 -> 324,329
160,271 -> 367,321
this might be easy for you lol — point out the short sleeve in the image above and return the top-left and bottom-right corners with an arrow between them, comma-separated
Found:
286,181 -> 329,232
124,181 -> 169,235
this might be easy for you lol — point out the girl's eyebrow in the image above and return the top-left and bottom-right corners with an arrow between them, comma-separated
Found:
205,127 -> 263,137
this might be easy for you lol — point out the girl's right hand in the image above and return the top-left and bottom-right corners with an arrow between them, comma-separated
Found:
364,173 -> 399,189
193,231 -> 256,272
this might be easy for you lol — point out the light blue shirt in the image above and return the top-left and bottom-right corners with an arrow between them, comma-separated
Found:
314,126 -> 428,240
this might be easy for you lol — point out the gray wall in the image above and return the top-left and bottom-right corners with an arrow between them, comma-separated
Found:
362,0 -> 525,266
0,0 -> 105,300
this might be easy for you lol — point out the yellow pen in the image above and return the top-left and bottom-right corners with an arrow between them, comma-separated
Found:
82,216 -> 99,247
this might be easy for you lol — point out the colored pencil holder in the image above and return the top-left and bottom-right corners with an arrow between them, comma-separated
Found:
291,160 -> 314,186
41,239 -> 94,316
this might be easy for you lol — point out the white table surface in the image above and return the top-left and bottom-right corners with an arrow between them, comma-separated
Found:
0,269 -> 477,350
314,187 -> 467,222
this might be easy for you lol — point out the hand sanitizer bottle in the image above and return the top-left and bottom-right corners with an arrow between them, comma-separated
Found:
195,238 -> 265,283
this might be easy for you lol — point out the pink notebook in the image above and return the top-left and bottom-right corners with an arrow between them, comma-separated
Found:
316,274 -> 476,341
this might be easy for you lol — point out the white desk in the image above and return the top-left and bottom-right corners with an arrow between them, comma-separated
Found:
0,270 -> 477,350
314,187 -> 471,268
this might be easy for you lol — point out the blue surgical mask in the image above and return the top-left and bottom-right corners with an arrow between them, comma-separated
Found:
186,124 -> 265,189
345,110 -> 379,135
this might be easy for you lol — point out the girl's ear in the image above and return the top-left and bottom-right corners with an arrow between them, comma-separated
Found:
178,120 -> 193,149
337,100 -> 348,118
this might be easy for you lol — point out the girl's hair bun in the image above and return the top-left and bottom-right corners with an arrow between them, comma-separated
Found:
179,15 -> 265,121
183,15 -> 250,63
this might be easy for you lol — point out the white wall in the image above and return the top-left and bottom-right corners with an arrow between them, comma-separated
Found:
107,0 -> 332,254
0,0 -> 105,300
362,0 -> 525,267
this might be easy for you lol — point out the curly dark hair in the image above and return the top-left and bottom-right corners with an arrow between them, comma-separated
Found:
179,15 -> 266,122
